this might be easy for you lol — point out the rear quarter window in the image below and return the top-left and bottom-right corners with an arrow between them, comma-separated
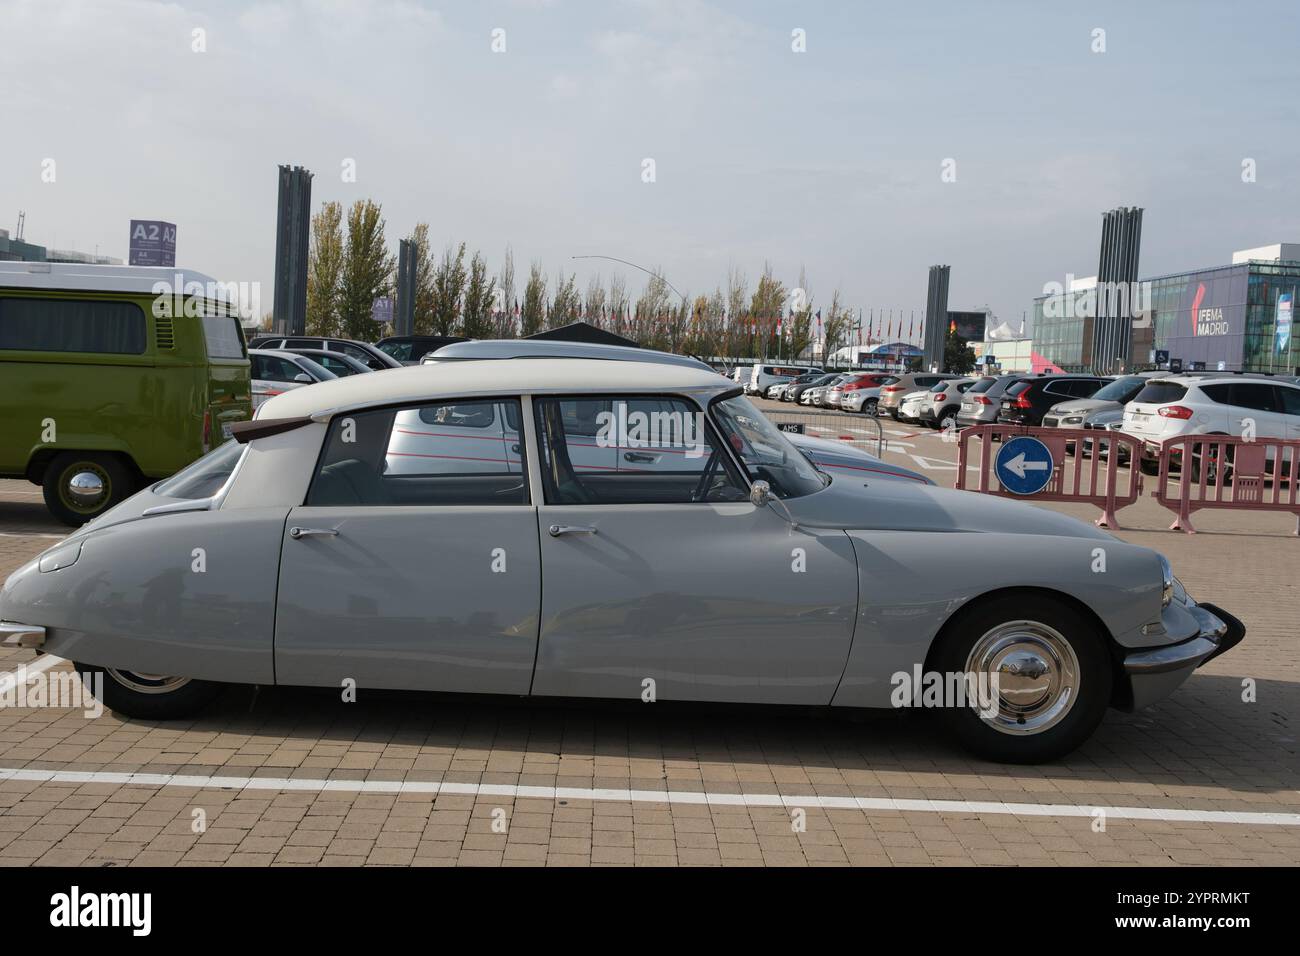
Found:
201,315 -> 247,359
1005,381 -> 1033,397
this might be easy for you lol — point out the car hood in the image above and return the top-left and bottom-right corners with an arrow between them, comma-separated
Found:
788,434 -> 933,485
785,471 -> 1113,539
1049,398 -> 1119,416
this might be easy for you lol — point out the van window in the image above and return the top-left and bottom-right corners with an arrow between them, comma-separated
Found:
0,297 -> 147,354
202,315 -> 246,359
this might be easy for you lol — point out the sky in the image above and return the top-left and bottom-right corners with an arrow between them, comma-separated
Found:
2,0 -> 1297,336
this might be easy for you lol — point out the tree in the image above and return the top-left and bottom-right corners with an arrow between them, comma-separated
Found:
496,245 -> 516,337
520,262 -> 547,335
305,201 -> 344,336
411,222 -> 437,334
549,270 -> 580,327
431,242 -> 467,335
822,292 -> 854,368
462,251 -> 497,339
945,329 -> 976,373
336,199 -> 393,341
749,263 -> 786,358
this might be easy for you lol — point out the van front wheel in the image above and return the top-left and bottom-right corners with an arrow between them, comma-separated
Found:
42,453 -> 135,526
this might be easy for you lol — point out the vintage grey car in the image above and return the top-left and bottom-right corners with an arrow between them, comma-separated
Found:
0,358 -> 1244,763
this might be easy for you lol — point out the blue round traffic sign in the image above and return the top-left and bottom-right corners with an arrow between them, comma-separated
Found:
995,436 -> 1054,495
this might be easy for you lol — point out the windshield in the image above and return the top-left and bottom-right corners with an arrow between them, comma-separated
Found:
711,395 -> 826,499
1090,376 -> 1145,401
378,341 -> 413,361
153,440 -> 244,500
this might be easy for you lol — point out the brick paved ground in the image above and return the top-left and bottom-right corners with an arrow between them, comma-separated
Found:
1,438 -> 1297,867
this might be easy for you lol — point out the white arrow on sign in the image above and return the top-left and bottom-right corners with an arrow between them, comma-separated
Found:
1004,452 -> 1050,479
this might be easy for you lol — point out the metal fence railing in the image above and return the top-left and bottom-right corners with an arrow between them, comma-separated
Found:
954,423 -> 1145,529
1152,434 -> 1300,534
762,409 -> 885,458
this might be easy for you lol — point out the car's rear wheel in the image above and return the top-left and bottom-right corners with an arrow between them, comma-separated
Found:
74,661 -> 223,719
42,452 -> 136,526
930,594 -> 1112,763
864,398 -> 878,416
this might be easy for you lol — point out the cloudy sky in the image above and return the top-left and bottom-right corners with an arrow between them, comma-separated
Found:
2,0 -> 1296,333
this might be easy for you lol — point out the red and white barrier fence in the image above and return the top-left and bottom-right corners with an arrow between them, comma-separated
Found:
1151,434 -> 1300,534
954,424 -> 1144,529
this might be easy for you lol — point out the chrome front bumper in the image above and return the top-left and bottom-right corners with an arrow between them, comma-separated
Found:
0,621 -> 46,650
1120,602 -> 1245,711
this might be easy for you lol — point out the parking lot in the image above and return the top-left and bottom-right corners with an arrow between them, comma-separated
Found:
1,408 -> 1298,868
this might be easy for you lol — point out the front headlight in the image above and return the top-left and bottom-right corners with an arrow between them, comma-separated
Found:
1158,554 -> 1174,607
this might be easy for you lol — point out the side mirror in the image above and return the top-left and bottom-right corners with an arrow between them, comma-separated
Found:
294,373 -> 313,384
749,480 -> 798,530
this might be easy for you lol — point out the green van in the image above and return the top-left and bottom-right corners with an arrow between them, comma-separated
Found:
0,263 -> 253,525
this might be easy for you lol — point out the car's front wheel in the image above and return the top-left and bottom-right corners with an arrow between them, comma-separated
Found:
864,398 -> 878,416
930,594 -> 1112,763
74,662 -> 223,719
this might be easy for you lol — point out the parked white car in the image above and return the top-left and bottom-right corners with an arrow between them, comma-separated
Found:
896,389 -> 932,424
748,363 -> 822,397
249,349 -> 336,410
1123,375 -> 1300,474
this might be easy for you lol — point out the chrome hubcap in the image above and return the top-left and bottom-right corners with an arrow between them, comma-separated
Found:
964,620 -> 1079,736
106,669 -> 191,695
66,470 -> 105,504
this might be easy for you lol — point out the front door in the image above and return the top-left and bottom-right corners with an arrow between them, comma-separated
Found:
530,394 -> 858,705
274,397 -> 540,694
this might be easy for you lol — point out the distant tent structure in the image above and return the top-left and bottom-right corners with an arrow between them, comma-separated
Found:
526,321 -> 639,348
985,321 -> 1024,341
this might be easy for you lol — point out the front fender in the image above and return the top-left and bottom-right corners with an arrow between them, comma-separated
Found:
832,530 -> 1164,708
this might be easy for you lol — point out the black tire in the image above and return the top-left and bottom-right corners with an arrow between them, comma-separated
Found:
929,594 -> 1112,764
937,406 -> 958,431
864,398 -> 879,416
41,452 -> 136,527
1139,458 -> 1160,476
73,661 -> 223,720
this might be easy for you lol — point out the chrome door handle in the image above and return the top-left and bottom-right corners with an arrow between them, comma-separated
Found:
624,452 -> 657,463
289,527 -> 339,540
548,524 -> 597,537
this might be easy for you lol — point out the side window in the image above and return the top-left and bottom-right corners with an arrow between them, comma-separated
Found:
259,356 -> 298,382
1230,382 -> 1278,412
306,399 -> 528,507
534,395 -> 746,505
1200,384 -> 1232,404
0,297 -> 147,354
1280,387 -> 1300,417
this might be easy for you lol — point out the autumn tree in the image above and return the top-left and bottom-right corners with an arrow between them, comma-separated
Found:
520,262 -> 547,335
431,242 -> 468,335
336,199 -> 394,341
461,251 -> 497,339
305,201 -> 344,336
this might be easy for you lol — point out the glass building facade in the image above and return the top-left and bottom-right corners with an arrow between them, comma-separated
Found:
1033,257 -> 1300,374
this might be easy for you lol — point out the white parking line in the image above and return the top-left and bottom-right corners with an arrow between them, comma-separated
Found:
0,654 -> 64,696
0,766 -> 1296,827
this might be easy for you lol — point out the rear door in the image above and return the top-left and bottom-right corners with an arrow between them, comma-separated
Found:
1227,382 -> 1283,439
274,396 -> 540,694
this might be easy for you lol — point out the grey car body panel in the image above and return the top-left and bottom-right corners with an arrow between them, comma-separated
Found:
530,502 -> 858,705
2,508 -> 284,683
274,505 -> 541,694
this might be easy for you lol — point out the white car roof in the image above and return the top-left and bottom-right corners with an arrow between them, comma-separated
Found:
0,261 -> 224,297
259,357 -> 733,420
1159,374 -> 1298,387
